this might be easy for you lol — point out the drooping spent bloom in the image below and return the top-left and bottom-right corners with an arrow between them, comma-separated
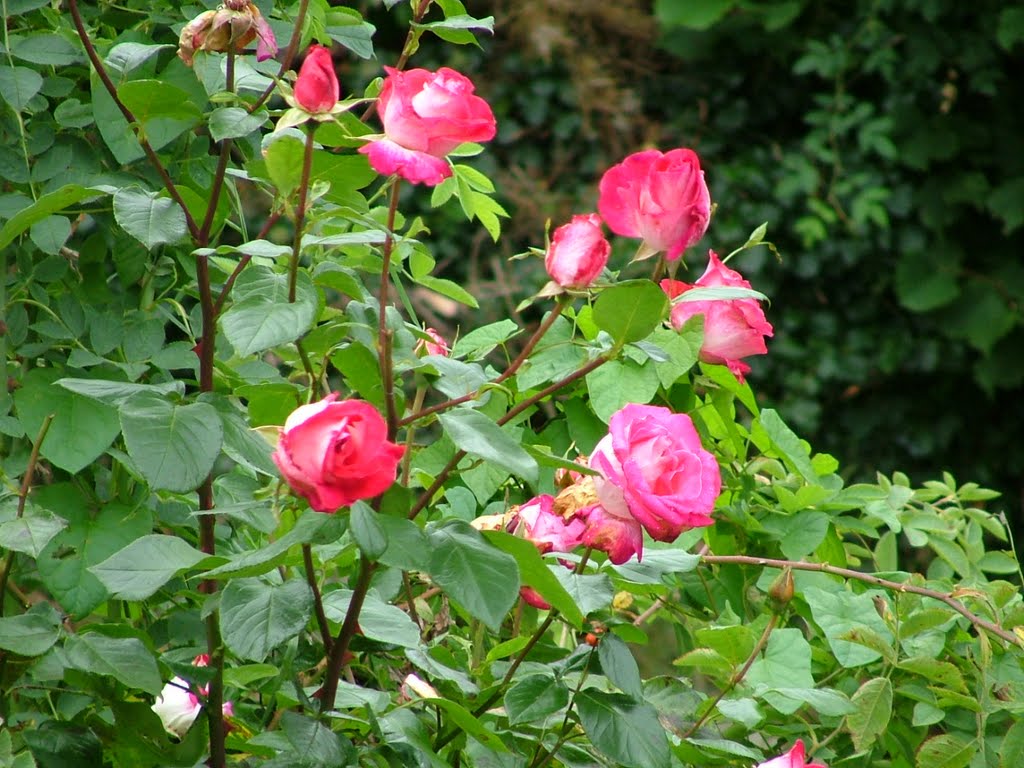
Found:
661,250 -> 773,381
544,214 -> 610,289
293,45 -> 339,114
178,0 -> 277,66
152,654 -> 233,738
756,741 -> 827,768
360,67 -> 497,186
415,328 -> 450,357
273,395 -> 404,512
517,494 -> 587,554
590,404 -> 720,542
597,148 -> 710,261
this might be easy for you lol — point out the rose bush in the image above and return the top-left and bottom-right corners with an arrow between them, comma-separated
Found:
662,250 -> 774,379
598,147 -> 711,260
360,66 -> 497,185
272,395 -> 404,511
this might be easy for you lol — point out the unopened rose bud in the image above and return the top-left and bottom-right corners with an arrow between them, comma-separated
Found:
402,673 -> 440,699
544,214 -> 610,289
293,45 -> 340,114
768,568 -> 795,611
415,328 -> 449,357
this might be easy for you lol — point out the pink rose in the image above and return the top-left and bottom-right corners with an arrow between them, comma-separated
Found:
756,741 -> 827,768
517,495 -> 587,554
360,67 -> 497,186
294,45 -> 339,113
661,250 -> 773,381
578,503 -> 643,564
415,328 -> 450,357
597,148 -> 711,261
273,395 -> 404,512
590,404 -> 720,542
544,214 -> 610,288
151,654 -> 232,738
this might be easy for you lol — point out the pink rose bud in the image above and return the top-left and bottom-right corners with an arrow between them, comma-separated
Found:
544,214 -> 610,288
598,148 -> 711,261
294,45 -> 340,114
519,586 -> 552,610
661,250 -> 773,381
578,503 -> 644,564
415,328 -> 450,357
273,395 -> 404,512
517,494 -> 587,554
590,404 -> 721,543
756,741 -> 827,768
360,67 -> 497,186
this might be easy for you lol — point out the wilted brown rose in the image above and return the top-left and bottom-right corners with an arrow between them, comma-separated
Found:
178,1 -> 277,66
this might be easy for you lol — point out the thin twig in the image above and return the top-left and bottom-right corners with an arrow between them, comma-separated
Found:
701,554 -> 1022,647
319,558 -> 377,712
213,212 -> 282,314
378,181 -> 403,439
303,544 -> 333,654
67,0 -> 200,241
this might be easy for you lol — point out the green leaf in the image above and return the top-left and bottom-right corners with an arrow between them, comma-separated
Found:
277,711 -> 355,767
655,0 -> 734,29
427,521 -> 520,631
593,280 -> 669,346
483,531 -> 584,627
650,325 -> 701,388
14,369 -> 122,474
672,285 -> 768,303
803,586 -> 894,667
29,215 -> 71,255
350,502 -> 388,560
414,274 -> 480,308
323,590 -> 420,648
11,34 -> 83,66
36,491 -> 152,618
847,677 -> 893,752
57,377 -> 184,406
208,107 -> 268,142
597,633 -> 644,700
376,515 -> 431,572
220,578 -> 314,662
0,65 -> 43,111
220,267 -> 318,356
117,79 -> 201,128
119,394 -> 223,492
450,319 -> 520,360
551,569 -> 614,616
504,675 -> 570,725
576,690 -> 671,768
999,720 -> 1024,768
200,512 -> 343,579
0,612 -> 61,656
745,628 -> 814,693
89,534 -> 214,600
113,188 -> 188,249
587,358 -> 661,422
64,633 -> 162,695
757,408 -> 817,482
325,7 -> 377,59
0,507 -> 66,558
0,184 -> 102,250
439,409 -> 538,484
104,42 -> 175,76
916,736 -> 975,768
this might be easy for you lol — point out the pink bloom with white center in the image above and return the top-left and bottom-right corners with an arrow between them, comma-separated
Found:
661,250 -> 773,381
152,654 -> 233,738
360,67 -> 497,186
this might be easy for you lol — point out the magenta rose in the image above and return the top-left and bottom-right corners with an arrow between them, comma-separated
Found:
415,327 -> 450,357
597,148 -> 711,261
360,67 -> 497,186
544,213 -> 610,288
756,741 -> 827,768
273,395 -> 404,512
590,404 -> 720,542
661,250 -> 773,381
294,45 -> 339,114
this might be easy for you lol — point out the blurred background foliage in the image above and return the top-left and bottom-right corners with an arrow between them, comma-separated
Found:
359,0 -> 1024,527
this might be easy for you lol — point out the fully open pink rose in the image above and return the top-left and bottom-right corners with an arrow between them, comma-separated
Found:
590,404 -> 720,542
661,250 -> 773,381
294,45 -> 339,113
545,214 -> 610,288
273,395 -> 404,512
360,67 -> 497,186
597,148 -> 711,261
756,741 -> 827,768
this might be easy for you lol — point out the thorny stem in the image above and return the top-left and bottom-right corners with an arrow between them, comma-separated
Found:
214,212 -> 282,314
197,52 -> 235,245
0,414 -> 53,618
407,356 -> 609,521
67,0 -> 201,241
250,0 -> 311,113
701,554 -> 1023,647
319,557 -> 377,713
289,128 -> 317,303
303,545 -> 333,654
379,181 -> 403,439
681,612 -> 780,739
398,299 -> 569,428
